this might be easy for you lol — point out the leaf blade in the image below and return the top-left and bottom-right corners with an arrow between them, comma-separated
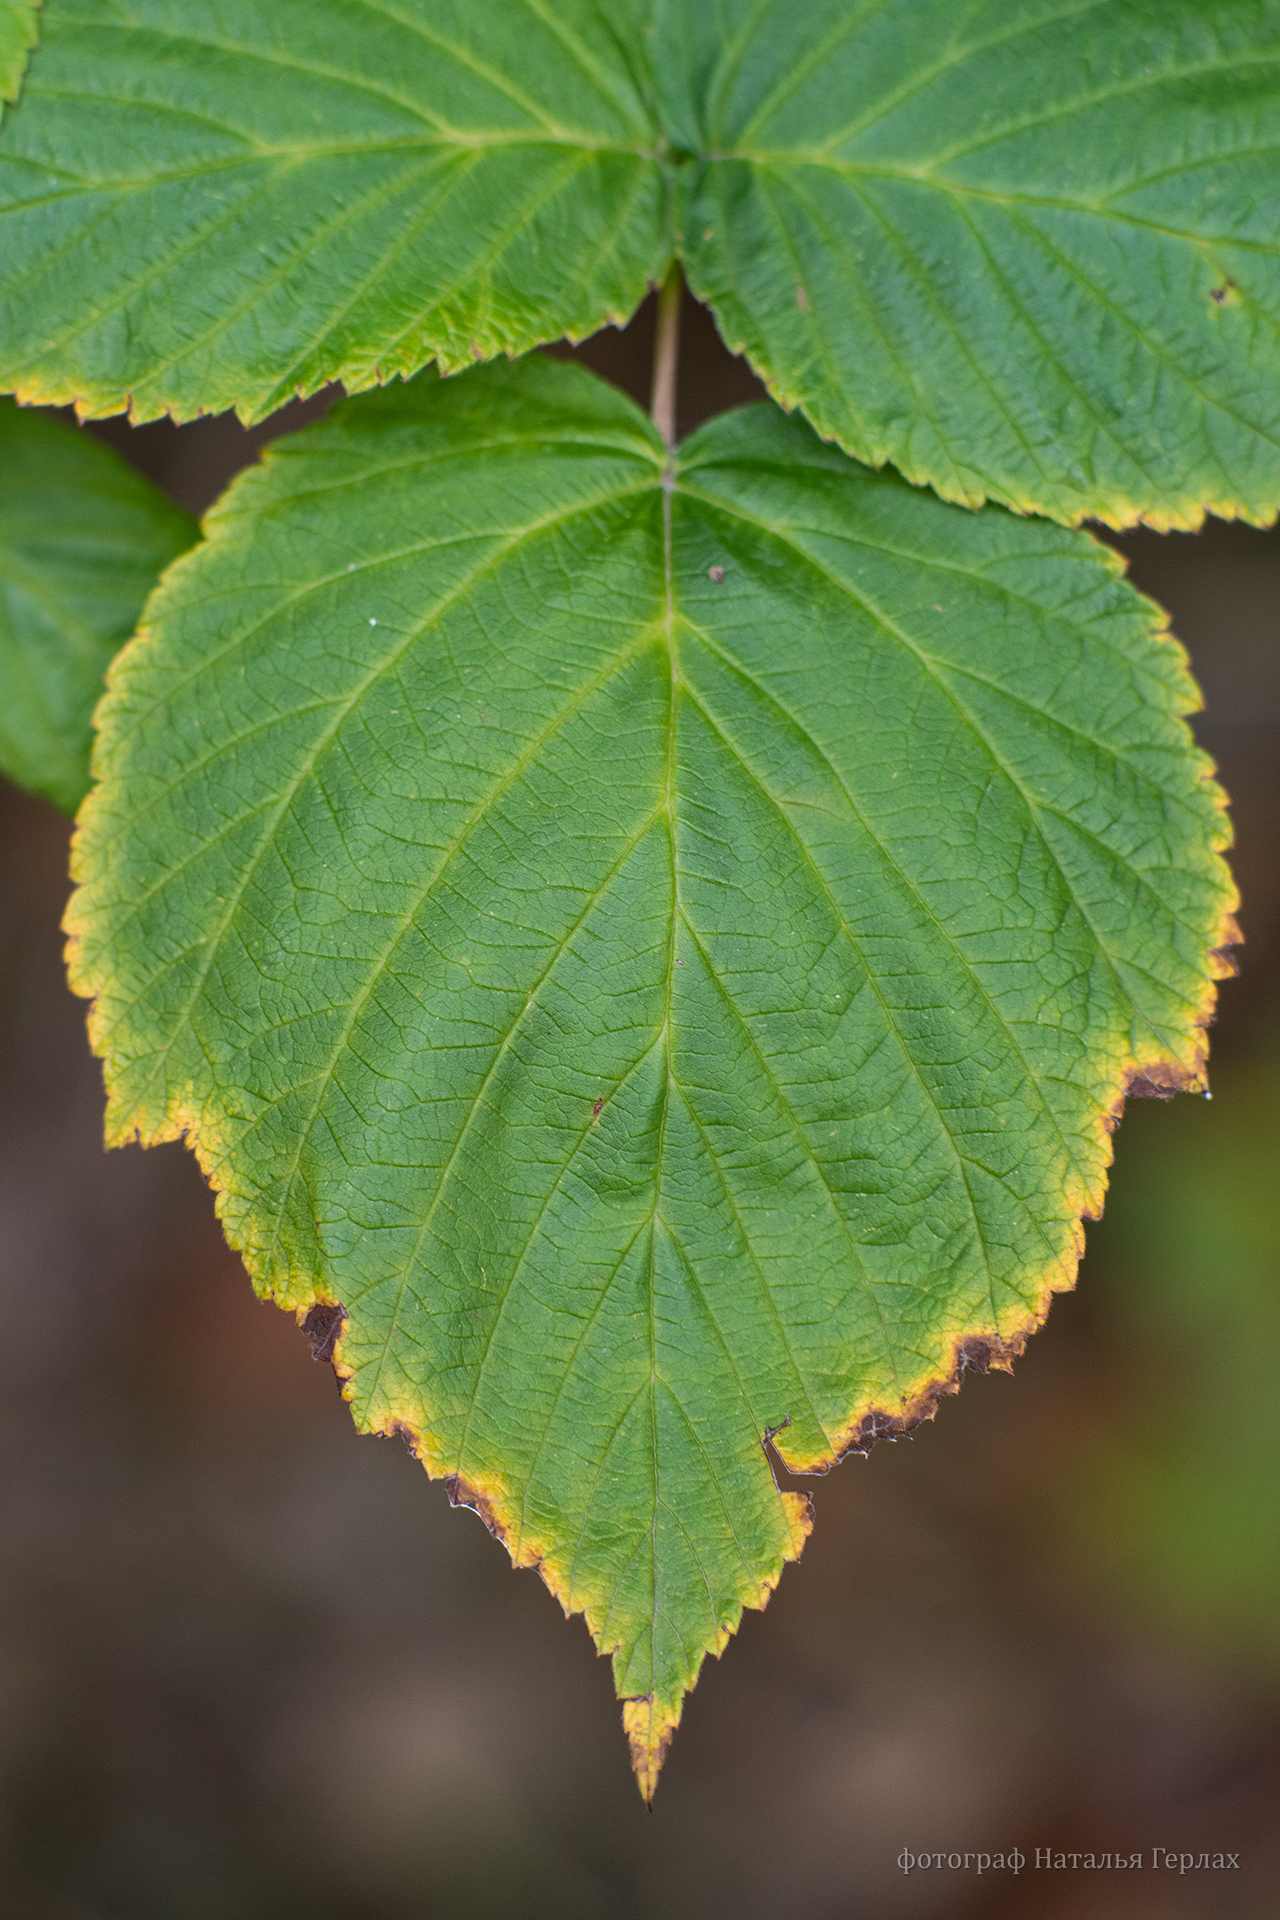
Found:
677,0 -> 1280,525
0,399 -> 196,813
0,0 -> 668,421
66,358 -> 1236,1793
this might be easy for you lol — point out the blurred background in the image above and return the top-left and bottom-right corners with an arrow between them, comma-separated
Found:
1,295 -> 1277,1919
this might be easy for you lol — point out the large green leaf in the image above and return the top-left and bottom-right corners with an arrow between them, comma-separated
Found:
0,2 -> 40,109
0,399 -> 196,813
6,4 -> 1279,533
66,357 -> 1235,1795
674,0 -> 1280,527
0,0 -> 665,422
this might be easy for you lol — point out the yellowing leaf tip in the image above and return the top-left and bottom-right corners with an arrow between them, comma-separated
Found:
623,1695 -> 681,1805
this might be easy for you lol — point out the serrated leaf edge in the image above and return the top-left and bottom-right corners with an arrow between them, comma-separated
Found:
63,725 -> 1239,1801
61,417 -> 1240,1801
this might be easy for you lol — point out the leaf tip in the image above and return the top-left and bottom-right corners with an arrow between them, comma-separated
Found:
623,1695 -> 680,1804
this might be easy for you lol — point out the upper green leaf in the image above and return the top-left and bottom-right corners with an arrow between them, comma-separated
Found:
66,357 -> 1235,1792
674,0 -> 1280,526
5,3 -> 1279,529
0,0 -> 667,422
0,398 -> 196,813
0,2 -> 39,108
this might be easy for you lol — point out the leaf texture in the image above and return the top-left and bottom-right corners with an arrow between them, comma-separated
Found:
0,0 -> 666,422
66,357 -> 1236,1792
0,399 -> 195,812
674,0 -> 1280,526
0,1 -> 39,108
4,4 -> 1279,531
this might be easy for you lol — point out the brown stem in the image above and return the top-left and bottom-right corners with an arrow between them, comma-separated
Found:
650,260 -> 683,452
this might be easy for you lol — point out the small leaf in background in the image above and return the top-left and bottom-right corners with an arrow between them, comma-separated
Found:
0,0 -> 667,422
675,0 -> 1280,527
66,357 -> 1235,1793
0,400 -> 196,815
0,0 -> 39,109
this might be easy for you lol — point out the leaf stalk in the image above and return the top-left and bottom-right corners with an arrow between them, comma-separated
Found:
651,260 -> 683,452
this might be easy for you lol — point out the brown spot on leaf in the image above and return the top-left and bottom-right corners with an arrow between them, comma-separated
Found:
1123,1061 -> 1197,1102
1209,911 -> 1243,978
707,564 -> 726,583
795,283 -> 808,311
1210,278 -> 1237,304
760,1415 -> 815,1535
591,1097 -> 604,1120
1099,911 -> 1240,1127
445,1471 -> 507,1541
830,1327 -> 1030,1462
300,1302 -> 345,1363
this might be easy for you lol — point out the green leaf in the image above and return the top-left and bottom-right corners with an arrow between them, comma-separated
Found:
0,0 -> 667,422
674,0 -> 1280,527
65,357 -> 1235,1795
0,399 -> 196,813
6,4 -> 1278,532
0,1 -> 39,108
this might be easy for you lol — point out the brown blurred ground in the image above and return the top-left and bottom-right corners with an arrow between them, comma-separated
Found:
1,296 -> 1277,1919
